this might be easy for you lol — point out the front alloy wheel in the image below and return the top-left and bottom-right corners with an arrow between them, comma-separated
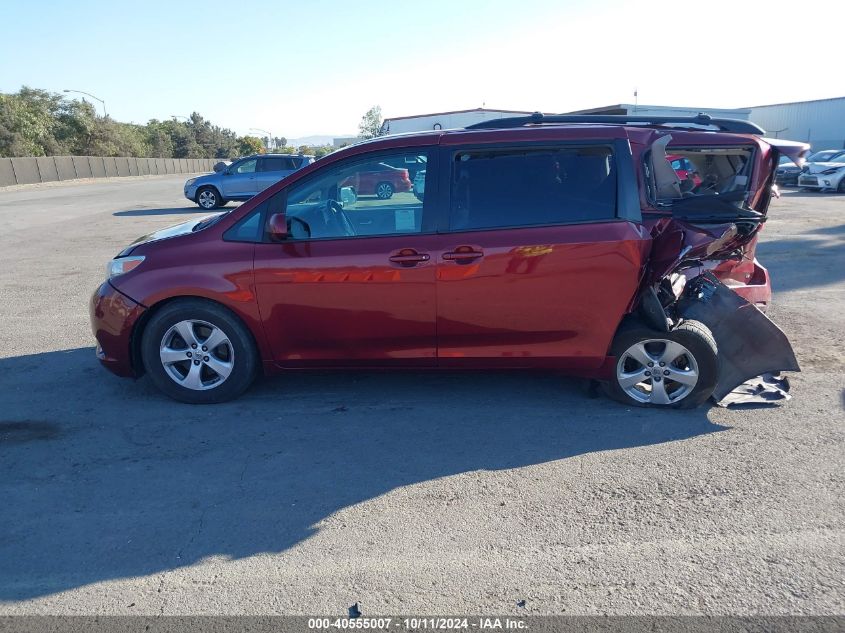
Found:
197,187 -> 220,209
160,320 -> 234,390
142,299 -> 257,403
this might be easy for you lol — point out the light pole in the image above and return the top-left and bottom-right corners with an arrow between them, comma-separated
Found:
63,89 -> 106,117
249,128 -> 273,150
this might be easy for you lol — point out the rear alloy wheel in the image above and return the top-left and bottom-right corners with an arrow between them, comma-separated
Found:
375,181 -> 394,199
603,320 -> 717,409
196,186 -> 221,210
142,300 -> 257,403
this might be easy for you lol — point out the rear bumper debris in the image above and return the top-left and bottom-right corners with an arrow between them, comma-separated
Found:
676,273 -> 799,404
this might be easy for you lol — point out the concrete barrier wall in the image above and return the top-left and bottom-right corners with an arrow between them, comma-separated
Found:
0,156 -> 219,187
55,156 -> 77,181
36,157 -> 59,182
11,158 -> 41,185
0,159 -> 17,187
104,157 -> 118,178
72,156 -> 93,179
90,156 -> 106,178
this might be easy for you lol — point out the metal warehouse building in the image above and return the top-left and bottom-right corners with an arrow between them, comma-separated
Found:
569,98 -> 845,150
748,97 -> 845,150
380,108 -> 541,135
382,97 -> 845,151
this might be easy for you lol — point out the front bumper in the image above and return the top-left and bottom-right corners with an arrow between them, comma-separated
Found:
90,281 -> 146,377
798,173 -> 844,189
775,171 -> 800,186
184,184 -> 198,201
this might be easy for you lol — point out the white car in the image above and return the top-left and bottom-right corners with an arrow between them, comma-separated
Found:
412,169 -> 425,201
797,150 -> 845,192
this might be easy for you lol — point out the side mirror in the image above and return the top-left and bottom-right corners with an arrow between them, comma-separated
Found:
267,213 -> 287,241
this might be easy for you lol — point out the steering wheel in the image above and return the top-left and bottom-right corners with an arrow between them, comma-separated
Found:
327,200 -> 356,237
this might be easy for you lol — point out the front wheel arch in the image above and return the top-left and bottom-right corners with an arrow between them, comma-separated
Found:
195,185 -> 223,209
130,295 -> 259,377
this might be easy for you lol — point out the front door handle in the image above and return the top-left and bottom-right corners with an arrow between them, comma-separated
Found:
443,246 -> 484,263
389,249 -> 430,267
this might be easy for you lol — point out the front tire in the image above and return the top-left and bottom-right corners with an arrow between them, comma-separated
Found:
196,186 -> 222,210
838,177 -> 845,193
141,299 -> 257,404
375,181 -> 394,199
603,319 -> 717,409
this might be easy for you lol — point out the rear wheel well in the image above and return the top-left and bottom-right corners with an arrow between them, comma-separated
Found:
130,296 -> 257,376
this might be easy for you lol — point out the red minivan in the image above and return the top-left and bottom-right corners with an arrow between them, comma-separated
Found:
90,113 -> 807,407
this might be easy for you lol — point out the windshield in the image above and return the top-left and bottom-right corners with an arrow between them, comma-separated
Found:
808,150 -> 843,163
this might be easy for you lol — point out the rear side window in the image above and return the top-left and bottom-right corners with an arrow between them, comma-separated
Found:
260,157 -> 297,172
450,146 -> 617,231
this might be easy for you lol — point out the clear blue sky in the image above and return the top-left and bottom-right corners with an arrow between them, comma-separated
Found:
2,0 -> 842,139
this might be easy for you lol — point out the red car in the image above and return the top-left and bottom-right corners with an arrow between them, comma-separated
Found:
341,162 -> 412,199
667,153 -> 703,188
91,113 -> 807,407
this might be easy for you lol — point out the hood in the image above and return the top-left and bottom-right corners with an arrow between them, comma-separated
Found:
187,172 -> 216,184
119,213 -> 224,256
803,162 -> 845,174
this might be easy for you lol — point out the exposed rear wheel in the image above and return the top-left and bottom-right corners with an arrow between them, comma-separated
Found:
603,319 -> 717,408
141,299 -> 257,403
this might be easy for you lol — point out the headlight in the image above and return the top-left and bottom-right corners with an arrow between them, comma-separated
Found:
185,178 -> 197,186
820,167 -> 845,175
107,256 -> 145,279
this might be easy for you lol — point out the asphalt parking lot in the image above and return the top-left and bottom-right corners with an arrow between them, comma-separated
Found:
0,175 -> 842,615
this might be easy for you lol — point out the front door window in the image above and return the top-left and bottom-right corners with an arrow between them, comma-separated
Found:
284,152 -> 429,239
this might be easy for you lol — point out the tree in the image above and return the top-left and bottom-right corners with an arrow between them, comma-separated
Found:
238,135 -> 264,156
358,105 -> 383,139
0,85 -> 258,160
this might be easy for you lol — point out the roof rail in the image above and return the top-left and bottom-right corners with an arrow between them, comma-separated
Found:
465,111 -> 766,135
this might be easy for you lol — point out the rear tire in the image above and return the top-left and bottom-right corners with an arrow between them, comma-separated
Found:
141,299 -> 258,404
375,181 -> 394,199
602,319 -> 717,409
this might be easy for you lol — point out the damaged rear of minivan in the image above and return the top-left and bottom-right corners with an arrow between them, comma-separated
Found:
603,129 -> 809,408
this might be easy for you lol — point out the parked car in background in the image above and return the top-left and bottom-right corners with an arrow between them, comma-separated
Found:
341,162 -> 412,199
380,155 -> 427,181
797,149 -> 845,192
413,169 -> 425,201
775,155 -> 802,186
92,112 -> 806,409
184,154 -> 314,209
667,154 -> 702,187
